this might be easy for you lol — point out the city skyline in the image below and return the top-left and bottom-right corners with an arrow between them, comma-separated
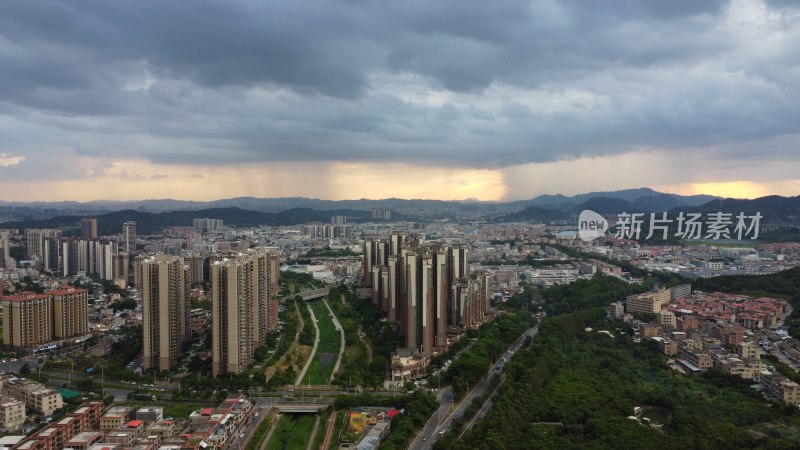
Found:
1,0 -> 799,201
3,2 -> 800,448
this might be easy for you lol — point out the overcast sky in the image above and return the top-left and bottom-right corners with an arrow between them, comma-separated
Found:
1,0 -> 799,201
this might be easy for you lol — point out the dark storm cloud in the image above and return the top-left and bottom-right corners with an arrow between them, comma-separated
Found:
0,0 -> 736,100
0,0 -> 799,173
0,0 -> 374,99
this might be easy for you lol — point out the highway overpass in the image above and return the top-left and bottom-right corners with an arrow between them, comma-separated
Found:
299,288 -> 330,301
275,403 -> 329,413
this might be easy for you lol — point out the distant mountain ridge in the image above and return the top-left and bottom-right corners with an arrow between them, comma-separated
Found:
501,194 -> 800,225
3,189 -> 797,229
0,207 -> 376,235
675,195 -> 800,223
0,188 -> 718,214
525,188 -> 718,208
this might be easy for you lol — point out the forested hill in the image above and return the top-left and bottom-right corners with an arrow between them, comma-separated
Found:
436,269 -> 800,449
445,308 -> 800,449
692,267 -> 800,300
0,207 -> 375,235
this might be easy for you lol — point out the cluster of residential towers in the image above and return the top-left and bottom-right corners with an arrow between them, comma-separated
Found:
364,232 -> 491,355
140,248 -> 280,376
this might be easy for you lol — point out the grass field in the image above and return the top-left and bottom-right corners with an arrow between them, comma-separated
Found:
266,413 -> 316,450
302,300 -> 342,385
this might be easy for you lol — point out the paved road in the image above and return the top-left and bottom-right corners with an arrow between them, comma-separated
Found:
357,325 -> 373,363
323,298 -> 345,382
321,411 -> 337,450
459,382 -> 501,437
0,355 -> 37,373
300,288 -> 331,301
409,387 -> 453,450
306,415 -> 321,450
296,302 -> 320,385
105,387 -> 131,402
410,325 -> 539,450
227,397 -> 277,449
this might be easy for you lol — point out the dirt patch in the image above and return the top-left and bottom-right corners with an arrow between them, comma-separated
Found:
279,345 -> 312,372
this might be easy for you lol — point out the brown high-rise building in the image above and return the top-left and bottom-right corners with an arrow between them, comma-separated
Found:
1,293 -> 52,348
122,221 -> 136,255
51,288 -> 89,340
80,218 -> 97,239
142,254 -> 189,372
211,256 -> 254,377
184,252 -> 206,287
1,288 -> 88,349
113,252 -> 129,284
0,230 -> 10,268
210,248 -> 280,376
43,236 -> 61,273
133,254 -> 146,290
431,245 -> 449,348
252,248 -> 280,344
451,272 -> 491,329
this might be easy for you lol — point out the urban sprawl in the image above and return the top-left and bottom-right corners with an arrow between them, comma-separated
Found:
0,215 -> 797,449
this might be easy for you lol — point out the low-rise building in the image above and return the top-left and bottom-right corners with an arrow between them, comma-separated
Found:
715,355 -> 762,379
14,401 -> 103,450
608,302 -> 624,320
681,349 -> 713,370
86,444 -> 122,450
670,284 -> 692,301
67,401 -> 103,431
390,351 -> 429,382
669,331 -> 687,341
760,372 -> 800,404
0,396 -> 24,431
100,406 -> 133,430
121,419 -> 146,438
658,310 -> 676,329
0,436 -> 26,449
136,407 -> 163,424
660,339 -> 678,356
739,341 -> 762,360
62,431 -> 104,450
712,322 -> 744,346
0,376 -> 63,416
146,420 -> 176,439
641,323 -> 662,338
676,315 -> 700,332
626,289 -> 670,315
681,339 -> 703,351
104,430 -> 136,446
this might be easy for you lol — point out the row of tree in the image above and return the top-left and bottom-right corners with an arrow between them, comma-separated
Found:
441,311 -> 535,399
